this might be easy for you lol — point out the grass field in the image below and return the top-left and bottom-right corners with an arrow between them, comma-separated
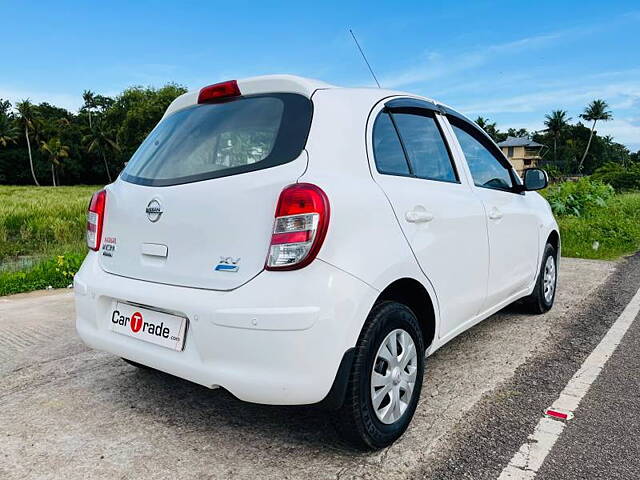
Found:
0,185 -> 97,259
0,185 -> 98,295
0,185 -> 639,296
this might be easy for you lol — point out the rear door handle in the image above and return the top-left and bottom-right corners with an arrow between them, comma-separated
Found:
488,208 -> 503,220
405,209 -> 434,223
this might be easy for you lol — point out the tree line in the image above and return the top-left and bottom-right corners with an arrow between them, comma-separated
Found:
0,84 -> 186,186
0,86 -> 637,186
475,99 -> 638,176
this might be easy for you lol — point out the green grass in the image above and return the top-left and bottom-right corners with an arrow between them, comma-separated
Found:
0,185 -> 97,259
0,253 -> 85,296
0,185 -> 98,295
557,193 -> 640,260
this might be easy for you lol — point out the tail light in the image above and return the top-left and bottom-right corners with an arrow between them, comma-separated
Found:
87,189 -> 106,251
198,80 -> 241,103
266,183 -> 330,270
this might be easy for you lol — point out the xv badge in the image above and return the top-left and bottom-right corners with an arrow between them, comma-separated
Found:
215,256 -> 240,272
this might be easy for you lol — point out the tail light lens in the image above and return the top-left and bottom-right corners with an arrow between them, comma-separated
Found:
266,183 -> 330,270
87,189 -> 106,251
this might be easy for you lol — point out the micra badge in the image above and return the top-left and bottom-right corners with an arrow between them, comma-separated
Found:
215,257 -> 240,272
102,236 -> 117,257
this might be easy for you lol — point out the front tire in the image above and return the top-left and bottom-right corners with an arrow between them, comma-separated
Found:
336,301 -> 425,450
523,243 -> 557,314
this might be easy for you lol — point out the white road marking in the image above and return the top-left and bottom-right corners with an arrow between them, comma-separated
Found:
498,285 -> 640,479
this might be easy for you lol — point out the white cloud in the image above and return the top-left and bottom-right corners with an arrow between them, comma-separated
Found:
379,10 -> 640,90
380,31 -> 563,89
597,118 -> 640,151
457,82 -> 640,115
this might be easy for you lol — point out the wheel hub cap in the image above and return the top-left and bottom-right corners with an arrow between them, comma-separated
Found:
543,255 -> 556,303
370,328 -> 418,425
391,367 -> 401,385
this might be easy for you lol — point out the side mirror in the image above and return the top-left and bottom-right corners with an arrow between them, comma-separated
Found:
523,168 -> 548,191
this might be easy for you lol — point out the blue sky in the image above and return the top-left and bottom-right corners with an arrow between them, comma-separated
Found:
4,1 -> 639,150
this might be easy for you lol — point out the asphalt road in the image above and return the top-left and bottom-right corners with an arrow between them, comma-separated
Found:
536,310 -> 640,479
1,256 -> 635,479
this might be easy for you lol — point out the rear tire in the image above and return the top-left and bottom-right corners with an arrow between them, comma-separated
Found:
522,243 -> 557,314
336,301 -> 425,450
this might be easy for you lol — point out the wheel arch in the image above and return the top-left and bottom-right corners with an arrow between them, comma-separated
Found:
316,276 -> 437,411
546,229 -> 560,256
374,277 -> 437,350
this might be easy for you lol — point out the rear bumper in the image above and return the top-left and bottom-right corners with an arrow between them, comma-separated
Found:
74,252 -> 377,405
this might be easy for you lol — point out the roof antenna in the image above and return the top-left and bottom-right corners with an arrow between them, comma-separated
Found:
349,29 -> 381,88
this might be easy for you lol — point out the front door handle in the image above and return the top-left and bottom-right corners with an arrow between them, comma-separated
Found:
405,209 -> 434,223
488,208 -> 503,220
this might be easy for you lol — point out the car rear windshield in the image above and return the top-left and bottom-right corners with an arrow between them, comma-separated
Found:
121,93 -> 313,186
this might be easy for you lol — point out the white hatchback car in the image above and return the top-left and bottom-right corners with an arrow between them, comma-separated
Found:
75,75 -> 559,449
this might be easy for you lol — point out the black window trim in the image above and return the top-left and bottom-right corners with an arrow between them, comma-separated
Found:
386,111 -> 414,176
445,112 -> 523,194
372,98 -> 462,185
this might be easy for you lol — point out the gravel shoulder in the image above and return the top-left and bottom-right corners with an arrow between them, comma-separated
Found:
0,258 -> 618,479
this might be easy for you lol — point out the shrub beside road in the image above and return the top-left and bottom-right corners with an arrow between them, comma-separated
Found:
542,178 -> 640,260
0,179 -> 639,295
592,162 -> 640,192
555,192 -> 640,260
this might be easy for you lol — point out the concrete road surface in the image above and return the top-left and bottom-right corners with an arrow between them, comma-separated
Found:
0,257 -> 627,479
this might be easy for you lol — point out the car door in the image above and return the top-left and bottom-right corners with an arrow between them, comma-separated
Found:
444,114 -> 540,310
369,98 -> 489,337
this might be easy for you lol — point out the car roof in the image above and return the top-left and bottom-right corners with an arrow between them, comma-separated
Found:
162,74 -> 466,123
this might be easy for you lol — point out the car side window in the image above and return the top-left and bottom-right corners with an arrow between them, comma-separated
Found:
392,113 -> 458,183
372,112 -> 411,176
450,123 -> 513,191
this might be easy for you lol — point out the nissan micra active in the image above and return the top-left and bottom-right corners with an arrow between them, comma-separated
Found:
75,75 -> 559,449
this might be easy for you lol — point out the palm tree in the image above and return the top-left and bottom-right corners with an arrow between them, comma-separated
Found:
40,137 -> 69,186
16,100 -> 40,186
543,110 -> 571,163
82,90 -> 97,129
83,125 -> 119,182
577,99 -> 612,172
0,113 -> 19,147
474,116 -> 500,142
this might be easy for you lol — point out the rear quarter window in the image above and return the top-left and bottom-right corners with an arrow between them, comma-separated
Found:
121,93 -> 312,186
372,112 -> 411,176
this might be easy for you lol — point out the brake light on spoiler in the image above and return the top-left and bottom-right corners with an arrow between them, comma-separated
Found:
266,183 -> 330,271
198,80 -> 241,103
